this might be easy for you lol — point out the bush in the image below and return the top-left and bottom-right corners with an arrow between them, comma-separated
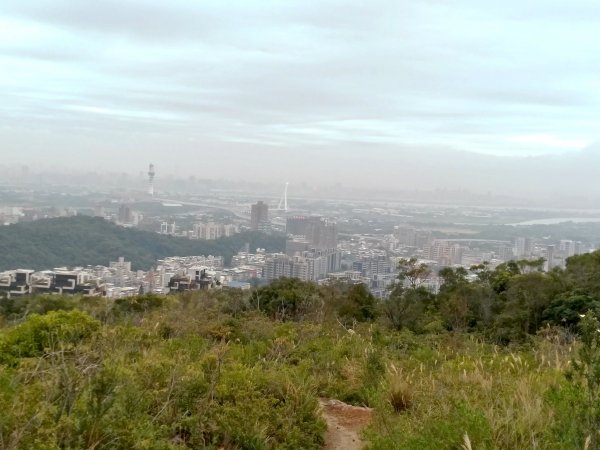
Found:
0,310 -> 100,365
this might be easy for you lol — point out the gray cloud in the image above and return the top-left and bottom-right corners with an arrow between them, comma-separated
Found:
0,0 -> 599,196
1,0 -> 219,41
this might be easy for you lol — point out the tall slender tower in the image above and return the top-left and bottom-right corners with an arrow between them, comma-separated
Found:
278,182 -> 289,211
148,164 -> 155,197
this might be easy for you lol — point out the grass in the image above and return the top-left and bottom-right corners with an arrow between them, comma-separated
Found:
387,365 -> 414,413
359,333 -> 578,450
0,294 -> 590,449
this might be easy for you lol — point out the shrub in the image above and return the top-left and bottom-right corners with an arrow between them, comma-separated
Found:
566,311 -> 600,449
0,310 -> 100,365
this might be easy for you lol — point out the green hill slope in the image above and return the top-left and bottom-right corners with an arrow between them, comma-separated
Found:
0,216 -> 284,270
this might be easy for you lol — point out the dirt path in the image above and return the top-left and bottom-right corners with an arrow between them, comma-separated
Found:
319,399 -> 373,450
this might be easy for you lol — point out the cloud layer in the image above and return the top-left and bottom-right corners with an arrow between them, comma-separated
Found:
0,0 -> 599,189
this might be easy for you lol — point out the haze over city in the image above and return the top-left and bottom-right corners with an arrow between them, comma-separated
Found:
1,0 -> 599,201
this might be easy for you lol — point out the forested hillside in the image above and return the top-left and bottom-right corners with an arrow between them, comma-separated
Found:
0,216 -> 285,271
2,251 -> 600,448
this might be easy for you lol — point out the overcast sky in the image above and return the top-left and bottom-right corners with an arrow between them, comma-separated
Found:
0,0 -> 599,185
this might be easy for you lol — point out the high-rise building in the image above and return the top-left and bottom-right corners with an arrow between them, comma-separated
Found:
352,256 -> 391,278
423,240 -> 463,265
514,237 -> 533,258
264,254 -> 303,281
286,216 -> 310,235
250,201 -> 270,230
546,245 -> 555,270
394,226 -> 417,246
394,226 -> 432,248
109,257 -> 133,287
148,164 -> 155,197
192,222 -> 239,240
302,248 -> 342,280
194,222 -> 221,240
307,218 -> 337,249
94,206 -> 105,218
559,240 -> 583,257
117,204 -> 133,224
497,244 -> 514,261
285,216 -> 338,249
160,222 -> 176,235
263,249 -> 341,282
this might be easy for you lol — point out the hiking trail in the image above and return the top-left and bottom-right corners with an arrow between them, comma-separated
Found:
319,398 -> 373,450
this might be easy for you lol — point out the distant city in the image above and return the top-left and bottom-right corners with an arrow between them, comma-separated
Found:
0,164 -> 598,300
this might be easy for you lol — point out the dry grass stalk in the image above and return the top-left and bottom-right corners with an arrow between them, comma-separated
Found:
461,432 -> 473,450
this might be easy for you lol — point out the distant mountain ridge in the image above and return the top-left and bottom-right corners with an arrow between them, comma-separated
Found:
0,216 -> 285,271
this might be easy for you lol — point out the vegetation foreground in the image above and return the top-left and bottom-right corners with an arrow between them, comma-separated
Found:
0,216 -> 285,271
3,251 -> 600,448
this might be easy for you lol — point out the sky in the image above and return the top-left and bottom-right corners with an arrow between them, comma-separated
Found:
0,0 -> 599,188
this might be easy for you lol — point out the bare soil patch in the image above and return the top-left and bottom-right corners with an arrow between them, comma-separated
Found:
319,399 -> 373,450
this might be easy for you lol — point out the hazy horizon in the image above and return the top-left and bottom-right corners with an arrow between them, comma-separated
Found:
1,0 -> 599,198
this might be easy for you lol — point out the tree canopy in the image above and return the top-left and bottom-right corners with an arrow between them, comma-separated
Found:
0,216 -> 285,270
